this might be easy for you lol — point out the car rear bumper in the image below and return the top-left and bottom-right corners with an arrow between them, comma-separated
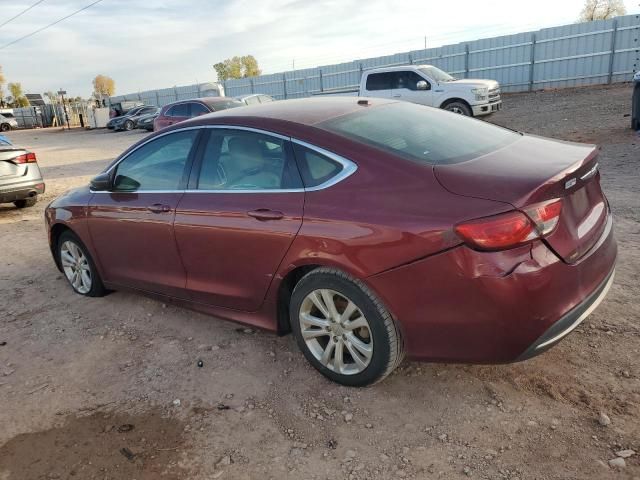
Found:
472,100 -> 502,116
516,266 -> 615,361
367,212 -> 617,363
0,180 -> 45,203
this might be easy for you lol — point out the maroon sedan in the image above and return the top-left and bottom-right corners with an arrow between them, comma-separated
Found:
45,98 -> 616,386
153,97 -> 244,131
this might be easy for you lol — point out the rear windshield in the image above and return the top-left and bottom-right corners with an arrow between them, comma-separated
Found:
319,102 -> 519,165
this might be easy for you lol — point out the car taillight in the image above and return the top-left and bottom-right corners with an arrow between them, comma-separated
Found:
523,198 -> 563,235
14,152 -> 37,164
455,199 -> 562,251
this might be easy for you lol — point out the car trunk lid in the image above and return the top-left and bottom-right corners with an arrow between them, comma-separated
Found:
434,134 -> 607,263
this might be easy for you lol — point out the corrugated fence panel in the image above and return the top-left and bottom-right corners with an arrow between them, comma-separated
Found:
115,15 -> 639,106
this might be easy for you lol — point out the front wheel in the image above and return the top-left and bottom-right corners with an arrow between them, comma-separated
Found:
443,101 -> 472,116
290,268 -> 404,386
124,120 -> 134,131
0,123 -> 10,132
57,231 -> 106,297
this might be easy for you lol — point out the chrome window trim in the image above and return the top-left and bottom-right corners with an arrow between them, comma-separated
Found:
96,125 -> 357,194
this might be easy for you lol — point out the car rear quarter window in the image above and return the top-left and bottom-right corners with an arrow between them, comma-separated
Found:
319,102 -> 519,165
190,103 -> 210,117
293,144 -> 343,188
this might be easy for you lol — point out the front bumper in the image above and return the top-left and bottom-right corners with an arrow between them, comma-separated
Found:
367,213 -> 617,363
472,100 -> 502,116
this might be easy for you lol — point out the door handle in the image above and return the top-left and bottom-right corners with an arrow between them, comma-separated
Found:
148,203 -> 171,213
247,209 -> 284,221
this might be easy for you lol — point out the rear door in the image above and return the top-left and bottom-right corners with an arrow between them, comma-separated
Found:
174,127 -> 304,311
363,72 -> 395,98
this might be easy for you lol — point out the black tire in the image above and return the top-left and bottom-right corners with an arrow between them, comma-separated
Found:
290,267 -> 404,386
124,120 -> 134,131
443,101 -> 472,116
0,123 -> 10,132
57,230 -> 106,297
14,197 -> 37,208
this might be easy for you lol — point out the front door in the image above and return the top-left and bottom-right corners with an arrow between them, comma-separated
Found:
174,128 -> 304,311
88,129 -> 201,297
392,70 -> 434,106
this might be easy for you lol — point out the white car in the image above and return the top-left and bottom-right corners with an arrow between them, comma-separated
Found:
359,65 -> 501,117
0,113 -> 18,132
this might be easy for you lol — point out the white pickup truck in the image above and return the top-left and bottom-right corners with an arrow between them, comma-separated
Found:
323,65 -> 502,117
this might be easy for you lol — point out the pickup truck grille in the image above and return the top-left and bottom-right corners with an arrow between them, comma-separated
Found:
488,88 -> 501,102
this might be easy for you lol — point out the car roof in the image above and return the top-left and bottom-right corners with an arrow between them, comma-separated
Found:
188,96 -> 397,127
365,64 -> 433,74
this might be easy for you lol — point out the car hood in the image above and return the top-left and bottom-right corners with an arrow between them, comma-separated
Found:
441,79 -> 499,90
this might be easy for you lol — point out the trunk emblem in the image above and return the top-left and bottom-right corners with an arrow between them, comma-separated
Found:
565,178 -> 577,189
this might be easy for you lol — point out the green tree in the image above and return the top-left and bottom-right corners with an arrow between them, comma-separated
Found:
213,55 -> 261,81
8,82 -> 29,107
578,0 -> 626,21
92,74 -> 115,98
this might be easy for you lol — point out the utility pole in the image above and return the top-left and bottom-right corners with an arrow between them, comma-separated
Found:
57,89 -> 70,130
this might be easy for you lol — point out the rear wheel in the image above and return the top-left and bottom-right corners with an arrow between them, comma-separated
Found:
124,120 -> 134,131
290,268 -> 403,386
0,123 -> 10,132
443,101 -> 472,116
57,231 -> 105,297
14,197 -> 37,208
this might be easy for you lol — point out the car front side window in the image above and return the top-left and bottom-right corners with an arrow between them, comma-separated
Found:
112,130 -> 199,191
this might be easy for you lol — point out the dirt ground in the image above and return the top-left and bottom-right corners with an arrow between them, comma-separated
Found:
0,84 -> 638,480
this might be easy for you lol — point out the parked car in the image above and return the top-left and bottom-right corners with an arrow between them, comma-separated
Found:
136,111 -> 159,132
235,94 -> 275,105
45,97 -> 616,386
318,65 -> 501,117
153,97 -> 244,131
0,113 -> 18,132
1,142 -> 44,208
107,106 -> 159,131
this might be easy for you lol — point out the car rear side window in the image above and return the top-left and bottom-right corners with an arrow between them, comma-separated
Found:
319,102 -> 519,165
293,144 -> 343,188
113,130 -> 198,191
365,72 -> 394,91
166,103 -> 190,117
196,130 -> 301,190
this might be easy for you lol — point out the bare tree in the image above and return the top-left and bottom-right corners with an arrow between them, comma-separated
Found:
578,0 -> 626,22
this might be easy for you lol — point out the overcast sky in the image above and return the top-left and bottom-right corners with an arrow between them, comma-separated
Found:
1,0 -> 638,98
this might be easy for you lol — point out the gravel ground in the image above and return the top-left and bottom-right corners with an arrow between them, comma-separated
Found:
0,84 -> 639,480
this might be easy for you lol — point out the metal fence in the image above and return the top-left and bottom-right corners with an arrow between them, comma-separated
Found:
12,102 -> 90,128
223,15 -> 640,99
108,82 -> 224,108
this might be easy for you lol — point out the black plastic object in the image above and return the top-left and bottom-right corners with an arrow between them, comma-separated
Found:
633,71 -> 640,131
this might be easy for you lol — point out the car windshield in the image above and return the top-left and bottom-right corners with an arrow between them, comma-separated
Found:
318,102 -> 519,165
1,113 -> 15,118
419,66 -> 456,82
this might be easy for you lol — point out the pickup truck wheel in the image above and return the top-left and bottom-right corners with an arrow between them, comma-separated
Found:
444,101 -> 472,116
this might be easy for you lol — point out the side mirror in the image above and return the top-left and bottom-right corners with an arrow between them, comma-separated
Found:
90,172 -> 112,191
416,80 -> 429,91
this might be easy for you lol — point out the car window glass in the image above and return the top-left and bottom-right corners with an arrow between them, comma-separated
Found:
167,103 -> 190,117
190,103 -> 210,117
365,72 -> 394,91
293,144 -> 343,188
394,71 -> 429,91
141,107 -> 156,114
197,130 -> 297,190
258,95 -> 273,103
244,96 -> 260,105
113,130 -> 198,191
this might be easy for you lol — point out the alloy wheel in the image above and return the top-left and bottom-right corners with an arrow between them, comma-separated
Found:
60,240 -> 92,294
449,106 -> 464,114
298,289 -> 373,375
